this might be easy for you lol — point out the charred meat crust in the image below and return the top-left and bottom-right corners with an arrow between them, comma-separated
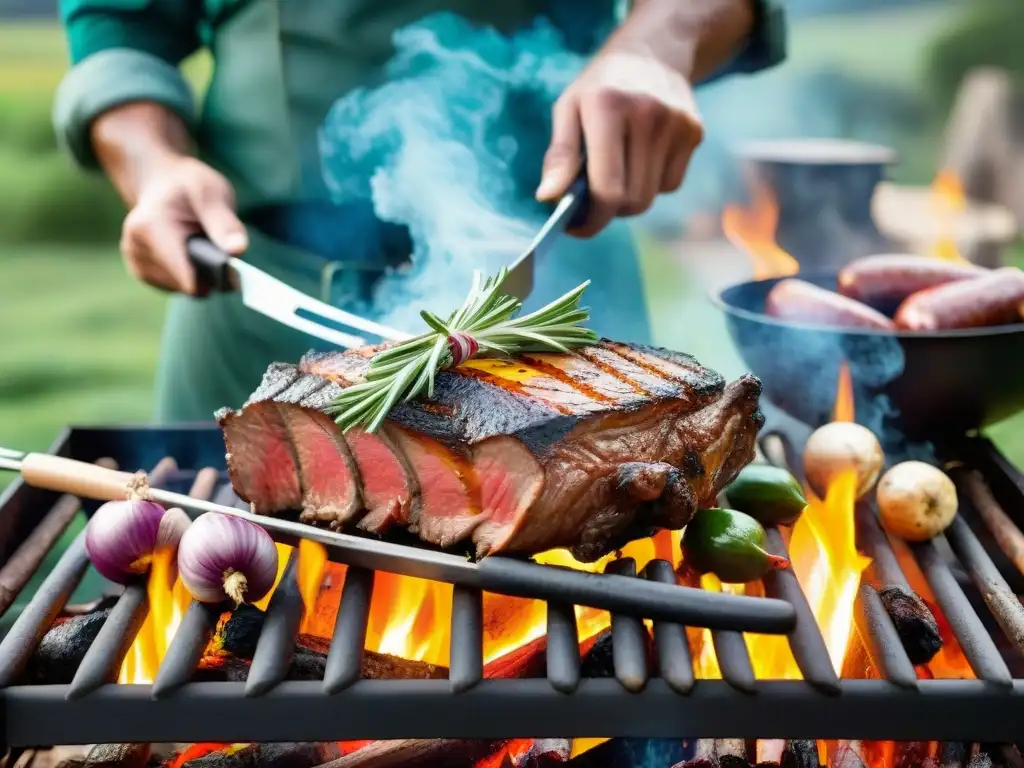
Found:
218,342 -> 760,561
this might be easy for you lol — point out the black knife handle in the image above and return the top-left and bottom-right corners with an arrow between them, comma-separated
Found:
186,236 -> 233,294
475,555 -> 796,633
566,149 -> 589,230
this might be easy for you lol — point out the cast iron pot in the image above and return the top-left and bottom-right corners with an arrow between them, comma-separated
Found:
714,272 -> 1024,440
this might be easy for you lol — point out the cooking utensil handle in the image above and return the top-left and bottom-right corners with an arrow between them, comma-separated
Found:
476,556 -> 796,634
187,236 -> 234,293
20,453 -> 139,502
565,149 -> 589,230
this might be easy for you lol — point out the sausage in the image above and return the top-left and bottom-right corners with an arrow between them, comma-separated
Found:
894,267 -> 1024,331
837,254 -> 985,308
765,279 -> 896,330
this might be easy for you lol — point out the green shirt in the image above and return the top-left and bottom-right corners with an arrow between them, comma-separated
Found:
50,0 -> 786,424
54,0 -> 786,206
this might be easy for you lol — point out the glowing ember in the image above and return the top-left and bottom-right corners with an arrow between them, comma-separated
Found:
722,183 -> 800,279
119,541 -> 291,684
930,169 -> 968,263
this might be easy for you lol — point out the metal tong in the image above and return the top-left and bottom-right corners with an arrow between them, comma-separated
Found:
0,448 -> 797,634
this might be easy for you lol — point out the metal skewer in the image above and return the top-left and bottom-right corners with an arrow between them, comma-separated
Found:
0,448 -> 797,634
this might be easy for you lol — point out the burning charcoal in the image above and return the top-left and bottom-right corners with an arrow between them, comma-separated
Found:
53,744 -> 156,768
193,605 -> 447,683
716,740 -> 749,768
508,739 -> 572,767
63,594 -> 122,616
213,604 -> 265,659
83,744 -> 153,768
176,742 -> 339,768
878,585 -> 943,665
755,740 -> 787,768
941,743 -> 970,768
194,639 -> 445,684
672,740 -> 718,768
830,743 -> 868,768
895,742 -> 932,768
22,609 -> 110,684
856,502 -> 943,665
320,739 -> 502,767
782,741 -> 820,768
578,629 -> 655,679
969,753 -> 995,768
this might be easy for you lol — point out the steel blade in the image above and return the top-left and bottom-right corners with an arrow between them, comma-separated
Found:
231,260 -> 411,345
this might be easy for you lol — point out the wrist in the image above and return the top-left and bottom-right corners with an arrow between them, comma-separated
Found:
614,0 -> 755,82
90,102 -> 194,207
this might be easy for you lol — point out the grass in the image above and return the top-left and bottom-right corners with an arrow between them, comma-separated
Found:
0,246 -> 166,454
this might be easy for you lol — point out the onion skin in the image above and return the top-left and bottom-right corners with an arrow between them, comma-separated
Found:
84,500 -> 189,584
803,422 -> 884,500
177,514 -> 279,605
876,461 -> 958,542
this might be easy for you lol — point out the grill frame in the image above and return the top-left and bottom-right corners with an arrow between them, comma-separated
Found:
1,424 -> 1024,747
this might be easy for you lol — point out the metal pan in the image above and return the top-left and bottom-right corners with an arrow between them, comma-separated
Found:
713,271 -> 1024,440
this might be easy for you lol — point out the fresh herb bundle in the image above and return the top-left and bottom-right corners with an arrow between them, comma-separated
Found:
326,268 -> 598,433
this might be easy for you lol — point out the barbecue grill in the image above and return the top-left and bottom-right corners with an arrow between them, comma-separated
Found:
1,424 -> 1024,765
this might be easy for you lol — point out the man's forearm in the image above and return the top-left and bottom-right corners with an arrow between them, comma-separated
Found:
90,101 -> 193,207
615,0 -> 756,82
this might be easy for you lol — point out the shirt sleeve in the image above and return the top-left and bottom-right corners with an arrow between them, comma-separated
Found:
52,0 -> 204,171
701,0 -> 787,84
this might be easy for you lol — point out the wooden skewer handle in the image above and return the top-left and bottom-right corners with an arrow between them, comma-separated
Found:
21,453 -> 138,502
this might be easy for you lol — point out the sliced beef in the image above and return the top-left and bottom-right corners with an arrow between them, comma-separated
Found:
218,401 -> 301,514
219,339 -> 763,561
345,426 -> 419,535
387,426 -> 483,547
277,407 -> 362,528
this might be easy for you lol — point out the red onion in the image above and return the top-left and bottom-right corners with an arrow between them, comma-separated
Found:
177,513 -> 278,606
84,500 -> 190,584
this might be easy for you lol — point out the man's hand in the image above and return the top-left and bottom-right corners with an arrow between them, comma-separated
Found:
89,102 -> 248,295
121,155 -> 248,294
535,0 -> 756,237
536,51 -> 703,237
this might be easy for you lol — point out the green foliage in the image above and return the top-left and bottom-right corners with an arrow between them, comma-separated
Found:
927,0 -> 1024,111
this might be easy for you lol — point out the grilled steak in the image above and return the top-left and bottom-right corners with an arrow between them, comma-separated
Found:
218,340 -> 763,561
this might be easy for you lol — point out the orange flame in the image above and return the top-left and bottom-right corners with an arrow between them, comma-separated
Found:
119,526 -> 684,685
693,364 -> 870,683
722,184 -> 800,279
117,545 -> 191,684
833,363 -> 854,423
930,169 -> 968,263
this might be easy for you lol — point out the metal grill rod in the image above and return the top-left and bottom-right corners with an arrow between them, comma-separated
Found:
4,449 -> 798,634
605,559 -> 649,693
644,560 -> 694,695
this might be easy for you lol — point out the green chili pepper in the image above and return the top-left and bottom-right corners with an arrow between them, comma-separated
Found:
725,464 -> 808,526
681,508 -> 791,584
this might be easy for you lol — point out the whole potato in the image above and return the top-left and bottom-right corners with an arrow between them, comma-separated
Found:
876,461 -> 958,541
803,422 -> 884,500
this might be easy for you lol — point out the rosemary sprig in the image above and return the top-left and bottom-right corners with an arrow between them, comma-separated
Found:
326,268 -> 599,433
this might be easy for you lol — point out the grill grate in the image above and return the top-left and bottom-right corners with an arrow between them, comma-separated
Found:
0,426 -> 1022,747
